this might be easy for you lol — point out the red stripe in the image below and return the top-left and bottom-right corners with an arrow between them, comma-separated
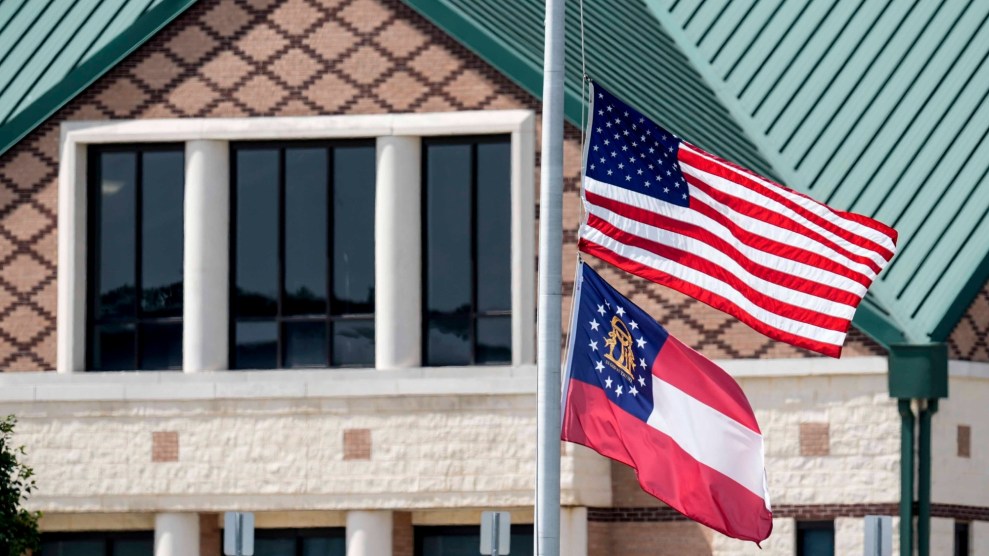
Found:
584,190 -> 864,305
679,145 -> 897,257
562,379 -> 773,542
653,333 -> 761,433
579,238 -> 844,357
585,214 -> 851,332
685,173 -> 885,275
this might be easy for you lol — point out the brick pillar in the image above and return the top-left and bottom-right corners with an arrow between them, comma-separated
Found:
199,513 -> 220,556
392,511 -> 413,556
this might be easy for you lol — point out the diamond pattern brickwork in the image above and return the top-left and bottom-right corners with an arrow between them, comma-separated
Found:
0,0 -> 883,370
949,279 -> 989,361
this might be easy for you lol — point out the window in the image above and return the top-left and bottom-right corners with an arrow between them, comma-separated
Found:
414,525 -> 532,556
797,521 -> 835,556
41,531 -> 153,556
248,528 -> 344,556
955,521 -> 970,556
87,145 -> 184,371
423,136 -> 512,366
231,141 -> 375,369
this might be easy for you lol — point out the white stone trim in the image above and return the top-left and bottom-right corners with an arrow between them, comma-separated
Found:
0,365 -> 536,402
948,359 -> 989,379
58,110 -> 537,373
346,511 -> 393,556
718,356 -> 888,377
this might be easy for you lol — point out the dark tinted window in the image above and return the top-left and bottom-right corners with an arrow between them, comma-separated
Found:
423,137 -> 512,366
40,531 -> 153,556
414,525 -> 532,556
797,521 -> 835,556
252,528 -> 345,556
232,142 -> 375,369
955,521 -> 969,556
88,146 -> 183,371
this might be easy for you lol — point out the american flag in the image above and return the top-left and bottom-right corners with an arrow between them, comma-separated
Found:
578,83 -> 898,357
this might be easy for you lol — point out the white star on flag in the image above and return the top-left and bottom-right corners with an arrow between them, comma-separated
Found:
589,340 -> 599,351
629,321 -> 639,330
595,360 -> 604,372
590,319 -> 600,331
636,337 -> 647,349
604,377 -> 613,389
615,385 -> 623,397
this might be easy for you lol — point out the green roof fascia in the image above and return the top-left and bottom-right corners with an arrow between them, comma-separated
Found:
930,249 -> 989,341
401,0 -> 585,124
852,294 -> 910,350
0,0 -> 198,157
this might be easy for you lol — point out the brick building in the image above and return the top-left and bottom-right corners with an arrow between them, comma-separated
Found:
0,0 -> 987,555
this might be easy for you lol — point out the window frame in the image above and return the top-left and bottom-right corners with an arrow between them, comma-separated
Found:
40,530 -> 154,555
228,139 -> 376,370
796,520 -> 835,556
421,135 -> 513,367
85,143 -> 185,372
413,524 -> 533,556
58,111 -> 535,373
246,527 -> 346,556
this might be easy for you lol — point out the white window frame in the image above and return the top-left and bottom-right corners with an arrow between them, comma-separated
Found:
58,111 -> 536,373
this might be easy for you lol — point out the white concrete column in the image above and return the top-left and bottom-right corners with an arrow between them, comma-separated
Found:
972,521 -> 989,556
155,513 -> 200,556
347,510 -> 393,556
560,507 -> 587,556
930,517 -> 954,556
374,136 -> 421,370
57,141 -> 88,373
183,140 -> 229,372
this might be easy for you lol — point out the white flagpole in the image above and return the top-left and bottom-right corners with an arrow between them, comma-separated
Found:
536,0 -> 565,553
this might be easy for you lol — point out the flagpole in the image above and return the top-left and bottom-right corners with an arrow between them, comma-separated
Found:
536,0 -> 565,553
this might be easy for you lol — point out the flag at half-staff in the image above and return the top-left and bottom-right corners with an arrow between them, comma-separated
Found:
562,261 -> 772,543
578,83 -> 897,357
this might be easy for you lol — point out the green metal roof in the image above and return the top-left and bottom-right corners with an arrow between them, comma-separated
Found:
0,0 -> 196,155
403,0 -> 989,348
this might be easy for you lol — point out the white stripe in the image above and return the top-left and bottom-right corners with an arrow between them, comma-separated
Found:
579,226 -> 847,346
688,184 -> 879,281
680,161 -> 890,272
680,143 -> 897,253
585,203 -> 858,320
583,177 -> 871,295
647,375 -> 767,499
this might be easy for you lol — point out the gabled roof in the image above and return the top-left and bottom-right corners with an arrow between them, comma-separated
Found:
0,0 -> 197,155
1,0 -> 984,349
403,0 -> 989,349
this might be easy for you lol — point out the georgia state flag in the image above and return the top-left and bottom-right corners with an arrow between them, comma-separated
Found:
562,261 -> 773,543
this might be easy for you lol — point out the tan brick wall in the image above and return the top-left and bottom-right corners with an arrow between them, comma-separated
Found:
0,0 -> 884,370
588,522 -> 712,556
151,430 -> 179,462
343,428 -> 371,460
798,422 -> 830,457
950,278 -> 989,360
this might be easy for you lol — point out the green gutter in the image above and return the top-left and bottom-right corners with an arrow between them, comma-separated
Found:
0,0 -> 199,157
401,0 -> 585,124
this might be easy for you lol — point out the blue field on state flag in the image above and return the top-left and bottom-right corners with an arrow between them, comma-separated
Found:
562,261 -> 773,543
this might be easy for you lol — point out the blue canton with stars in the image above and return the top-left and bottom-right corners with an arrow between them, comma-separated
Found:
567,263 -> 669,422
585,83 -> 690,207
